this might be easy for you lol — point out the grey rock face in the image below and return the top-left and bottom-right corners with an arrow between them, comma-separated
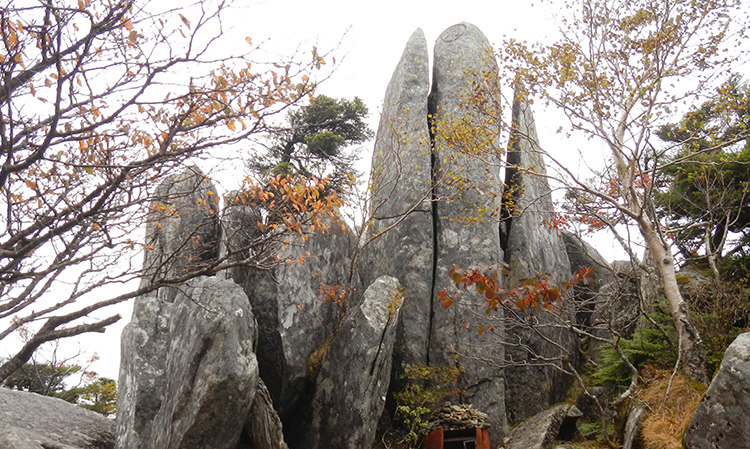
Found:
305,276 -> 402,449
560,231 -> 614,330
117,277 -> 258,449
244,379 -> 289,449
684,332 -> 750,449
141,166 -> 220,290
502,86 -> 576,424
501,404 -> 572,449
225,215 -> 353,424
0,387 -> 115,449
117,289 -> 172,448
362,28 -> 433,380
428,22 -> 507,442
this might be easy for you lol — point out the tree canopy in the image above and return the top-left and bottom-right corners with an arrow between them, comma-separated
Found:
655,76 -> 750,278
248,95 -> 373,194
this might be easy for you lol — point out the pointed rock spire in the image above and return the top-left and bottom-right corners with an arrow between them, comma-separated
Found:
502,84 -> 576,423
362,28 -> 434,378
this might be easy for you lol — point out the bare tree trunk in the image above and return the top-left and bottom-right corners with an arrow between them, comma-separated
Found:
640,219 -> 708,385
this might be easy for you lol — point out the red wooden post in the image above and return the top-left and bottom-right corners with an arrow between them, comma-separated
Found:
423,428 -> 444,449
475,427 -> 490,449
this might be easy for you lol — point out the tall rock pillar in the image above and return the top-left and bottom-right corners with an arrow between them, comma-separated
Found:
502,85 -> 576,423
362,29 -> 433,380
429,23 -> 507,441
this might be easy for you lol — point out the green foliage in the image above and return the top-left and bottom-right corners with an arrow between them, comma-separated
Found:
594,279 -> 750,386
393,363 -> 464,448
593,302 -> 677,390
655,75 -> 750,263
248,95 -> 373,195
2,362 -> 117,416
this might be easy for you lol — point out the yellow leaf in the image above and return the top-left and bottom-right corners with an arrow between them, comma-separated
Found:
78,0 -> 85,8
123,18 -> 133,30
24,180 -> 36,189
179,14 -> 191,30
227,120 -> 235,131
245,37 -> 252,46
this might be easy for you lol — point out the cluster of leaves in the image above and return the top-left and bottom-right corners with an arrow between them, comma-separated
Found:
2,361 -> 117,416
655,76 -> 750,266
247,95 -> 373,195
440,263 -> 595,330
592,301 -> 678,391
393,363 -> 464,448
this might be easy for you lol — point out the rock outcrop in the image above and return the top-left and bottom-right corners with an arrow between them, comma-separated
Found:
114,22 -> 614,449
502,85 -> 576,423
684,332 -> 750,449
363,27 -> 433,384
224,211 -> 353,429
117,277 -> 258,449
0,387 -> 115,449
305,276 -> 402,449
140,166 -> 220,289
428,22 -> 507,441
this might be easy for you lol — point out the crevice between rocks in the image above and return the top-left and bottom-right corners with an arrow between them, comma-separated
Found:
426,89 -> 439,367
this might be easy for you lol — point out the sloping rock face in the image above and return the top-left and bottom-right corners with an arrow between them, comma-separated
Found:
305,276 -> 402,449
560,231 -> 614,330
362,28 -> 433,384
140,166 -> 220,289
502,87 -> 576,424
428,22 -> 507,442
117,277 -> 258,449
684,332 -> 750,449
224,206 -> 354,430
501,404 -> 577,449
0,387 -> 115,449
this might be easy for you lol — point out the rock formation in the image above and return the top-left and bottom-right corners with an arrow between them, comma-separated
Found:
305,276 -> 402,449
223,201 -> 354,436
684,332 -> 750,448
140,166 -> 220,289
363,27 -> 433,386
115,22 -> 623,449
501,404 -> 580,449
0,387 -> 115,449
428,22 -> 507,440
117,276 -> 258,449
502,86 -> 577,423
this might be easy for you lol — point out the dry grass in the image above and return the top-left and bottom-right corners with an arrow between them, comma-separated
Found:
636,368 -> 705,449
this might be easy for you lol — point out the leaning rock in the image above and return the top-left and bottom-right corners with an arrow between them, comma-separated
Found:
429,22 -> 507,443
244,379 -> 289,449
684,332 -> 750,449
305,276 -> 402,449
117,276 -> 258,449
501,404 -> 572,449
362,27 -> 433,384
502,85 -> 576,424
0,387 -> 115,449
141,166 -> 220,289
